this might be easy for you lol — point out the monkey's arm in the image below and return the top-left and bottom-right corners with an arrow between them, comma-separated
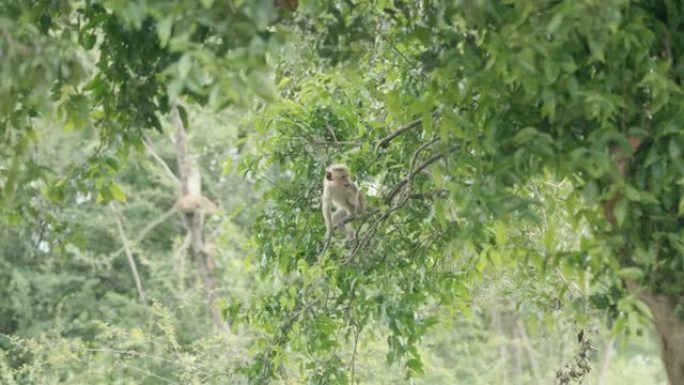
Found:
322,198 -> 334,239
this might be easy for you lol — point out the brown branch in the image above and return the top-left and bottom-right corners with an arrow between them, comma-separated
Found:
376,118 -> 422,149
346,197 -> 407,261
385,153 -> 443,204
111,205 -> 146,304
408,189 -> 448,200
403,136 -> 440,197
376,108 -> 442,149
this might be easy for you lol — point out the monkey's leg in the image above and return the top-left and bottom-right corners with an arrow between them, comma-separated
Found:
332,210 -> 350,236
333,210 -> 359,245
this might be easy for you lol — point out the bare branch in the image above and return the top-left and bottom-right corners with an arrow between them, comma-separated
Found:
343,144 -> 443,260
350,326 -> 360,384
111,205 -> 146,304
404,136 -> 440,195
380,34 -> 416,66
143,135 -> 179,185
111,207 -> 176,259
408,189 -> 448,200
325,124 -> 339,143
308,139 -> 362,147
385,153 -> 443,204
376,118 -> 422,149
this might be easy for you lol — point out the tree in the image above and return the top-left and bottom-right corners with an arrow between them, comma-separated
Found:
1,1 -> 682,384
242,1 -> 684,384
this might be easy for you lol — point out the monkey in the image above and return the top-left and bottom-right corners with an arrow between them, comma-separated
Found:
176,194 -> 218,216
322,163 -> 368,242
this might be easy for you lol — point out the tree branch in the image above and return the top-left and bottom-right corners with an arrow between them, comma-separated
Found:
376,118 -> 422,149
385,153 -> 443,204
350,325 -> 360,384
111,205 -> 146,304
111,207 -> 176,259
171,103 -> 229,334
143,135 -> 179,185
408,189 -> 448,200
342,143 -> 443,260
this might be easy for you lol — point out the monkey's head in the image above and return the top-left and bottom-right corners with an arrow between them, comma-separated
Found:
326,164 -> 351,187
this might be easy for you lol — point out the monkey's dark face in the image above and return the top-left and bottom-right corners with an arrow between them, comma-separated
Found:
328,170 -> 351,187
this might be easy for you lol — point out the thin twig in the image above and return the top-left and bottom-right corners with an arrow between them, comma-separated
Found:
118,362 -> 180,385
380,34 -> 416,66
143,135 -> 179,185
173,234 -> 191,291
402,136 -> 440,199
408,189 -> 448,200
308,139 -> 362,147
350,326 -> 360,384
85,348 -> 210,371
111,205 -> 146,304
325,124 -> 339,142
111,207 -> 177,258
385,153 -> 443,204
344,148 -> 443,260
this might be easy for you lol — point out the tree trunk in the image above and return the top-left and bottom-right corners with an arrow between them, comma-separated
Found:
640,291 -> 684,385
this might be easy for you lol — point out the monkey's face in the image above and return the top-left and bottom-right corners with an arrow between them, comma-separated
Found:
327,169 -> 351,187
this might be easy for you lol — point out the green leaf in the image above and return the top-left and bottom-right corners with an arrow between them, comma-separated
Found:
624,185 -> 641,202
614,198 -> 627,227
546,13 -> 563,35
64,95 -> 91,131
670,139 -> 682,159
493,222 -> 508,246
617,267 -> 644,280
406,358 -> 424,376
581,181 -> 599,204
157,16 -> 173,47
109,183 -> 127,203
513,127 -> 538,144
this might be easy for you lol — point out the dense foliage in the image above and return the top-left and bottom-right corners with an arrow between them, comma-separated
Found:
1,0 -> 681,384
